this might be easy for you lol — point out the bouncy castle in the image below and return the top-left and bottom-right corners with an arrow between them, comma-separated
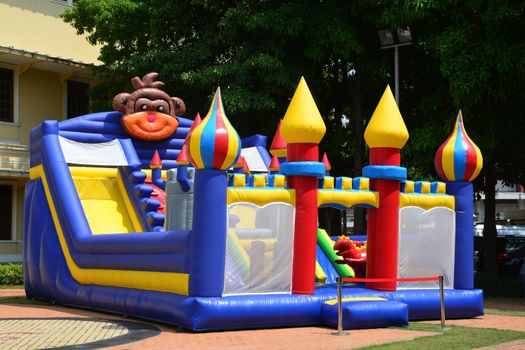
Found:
23,73 -> 484,330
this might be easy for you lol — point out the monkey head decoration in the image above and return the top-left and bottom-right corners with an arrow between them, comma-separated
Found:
113,72 -> 186,141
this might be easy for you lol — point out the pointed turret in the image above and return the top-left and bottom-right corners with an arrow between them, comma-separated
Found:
364,86 -> 409,149
270,119 -> 287,158
321,153 -> 331,174
269,153 -> 280,173
150,150 -> 162,169
176,145 -> 190,166
281,77 -> 326,144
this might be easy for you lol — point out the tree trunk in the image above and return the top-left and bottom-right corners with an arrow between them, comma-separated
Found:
481,152 -> 498,276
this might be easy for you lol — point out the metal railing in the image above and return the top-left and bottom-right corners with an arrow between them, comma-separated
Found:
334,275 -> 445,335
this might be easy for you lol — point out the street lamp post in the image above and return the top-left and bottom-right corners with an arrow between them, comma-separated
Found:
378,28 -> 413,105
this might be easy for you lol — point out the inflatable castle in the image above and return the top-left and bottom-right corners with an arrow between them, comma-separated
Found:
23,73 -> 484,330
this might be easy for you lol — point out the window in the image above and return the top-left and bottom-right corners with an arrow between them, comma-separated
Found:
0,184 -> 13,240
53,0 -> 74,6
0,68 -> 14,123
67,80 -> 89,118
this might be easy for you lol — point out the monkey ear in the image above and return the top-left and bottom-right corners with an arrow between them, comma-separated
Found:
113,93 -> 130,113
172,97 -> 186,116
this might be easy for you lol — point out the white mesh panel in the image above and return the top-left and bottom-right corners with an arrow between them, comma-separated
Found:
398,206 -> 455,289
224,202 -> 295,295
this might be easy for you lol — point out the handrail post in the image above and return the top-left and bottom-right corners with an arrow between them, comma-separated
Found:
439,275 -> 446,330
332,277 -> 349,336
337,277 -> 343,333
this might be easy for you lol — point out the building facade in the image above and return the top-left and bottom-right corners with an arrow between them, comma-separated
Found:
0,0 -> 100,261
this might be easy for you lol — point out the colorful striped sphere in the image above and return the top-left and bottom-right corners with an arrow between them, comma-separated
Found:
434,111 -> 483,182
187,88 -> 241,170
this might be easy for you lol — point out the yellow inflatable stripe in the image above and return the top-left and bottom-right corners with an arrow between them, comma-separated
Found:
142,169 -> 168,181
403,181 -> 415,193
317,190 -> 379,208
441,125 -> 457,181
227,188 -> 295,206
358,178 -> 369,190
340,177 -> 352,190
469,145 -> 483,181
73,177 -> 134,234
324,297 -> 387,305
420,182 -> 431,194
220,116 -> 241,170
233,174 -> 246,187
272,175 -> 286,188
435,182 -> 447,194
68,167 -> 143,232
399,193 -> 455,211
69,166 -> 117,179
315,260 -> 327,284
116,170 -> 143,232
253,175 -> 266,187
31,165 -> 189,295
323,177 -> 334,189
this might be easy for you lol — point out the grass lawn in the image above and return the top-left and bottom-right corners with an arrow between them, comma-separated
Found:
359,322 -> 525,350
0,284 -> 24,289
485,307 -> 525,317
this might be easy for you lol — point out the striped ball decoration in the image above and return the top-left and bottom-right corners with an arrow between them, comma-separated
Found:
187,87 -> 241,170
434,111 -> 483,182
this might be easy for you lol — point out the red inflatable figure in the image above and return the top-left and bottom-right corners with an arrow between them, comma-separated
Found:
333,236 -> 366,265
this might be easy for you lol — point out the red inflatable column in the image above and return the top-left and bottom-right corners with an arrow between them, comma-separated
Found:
363,86 -> 409,291
280,77 -> 326,295
287,144 -> 320,294
366,148 -> 403,291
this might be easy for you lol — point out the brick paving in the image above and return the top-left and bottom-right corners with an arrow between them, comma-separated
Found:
1,289 -> 525,349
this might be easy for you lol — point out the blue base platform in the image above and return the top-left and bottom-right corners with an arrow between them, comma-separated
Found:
26,275 -> 484,331
24,179 -> 484,331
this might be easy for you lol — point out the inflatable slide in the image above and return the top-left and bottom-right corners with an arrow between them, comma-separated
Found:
24,74 -> 484,331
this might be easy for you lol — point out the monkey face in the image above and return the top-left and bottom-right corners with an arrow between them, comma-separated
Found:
113,75 -> 186,141
121,111 -> 179,141
135,97 -> 171,115
119,95 -> 179,141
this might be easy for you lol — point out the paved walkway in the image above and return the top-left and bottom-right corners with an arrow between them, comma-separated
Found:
1,289 -> 524,349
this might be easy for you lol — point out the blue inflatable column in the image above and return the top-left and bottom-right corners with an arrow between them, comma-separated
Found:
185,87 -> 242,297
447,181 -> 474,289
188,169 -> 227,296
434,111 -> 483,290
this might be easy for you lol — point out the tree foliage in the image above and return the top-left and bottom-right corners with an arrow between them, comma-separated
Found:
64,0 -> 525,272
381,0 -> 525,275
63,0 -> 386,167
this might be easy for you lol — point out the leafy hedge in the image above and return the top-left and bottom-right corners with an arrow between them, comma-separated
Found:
0,263 -> 23,285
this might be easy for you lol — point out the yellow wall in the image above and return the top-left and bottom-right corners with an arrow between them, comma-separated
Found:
18,69 -> 65,145
0,0 -> 101,64
0,123 -> 18,142
0,1 -> 100,257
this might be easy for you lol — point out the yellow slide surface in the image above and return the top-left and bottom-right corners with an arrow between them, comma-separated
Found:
70,167 -> 141,234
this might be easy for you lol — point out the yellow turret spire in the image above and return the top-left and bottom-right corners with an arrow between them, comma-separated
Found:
281,77 -> 326,144
364,86 -> 409,149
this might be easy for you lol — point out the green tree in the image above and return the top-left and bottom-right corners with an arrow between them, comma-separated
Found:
381,0 -> 525,276
63,0 -> 392,234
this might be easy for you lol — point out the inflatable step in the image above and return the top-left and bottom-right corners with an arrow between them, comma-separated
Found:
320,297 -> 409,330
